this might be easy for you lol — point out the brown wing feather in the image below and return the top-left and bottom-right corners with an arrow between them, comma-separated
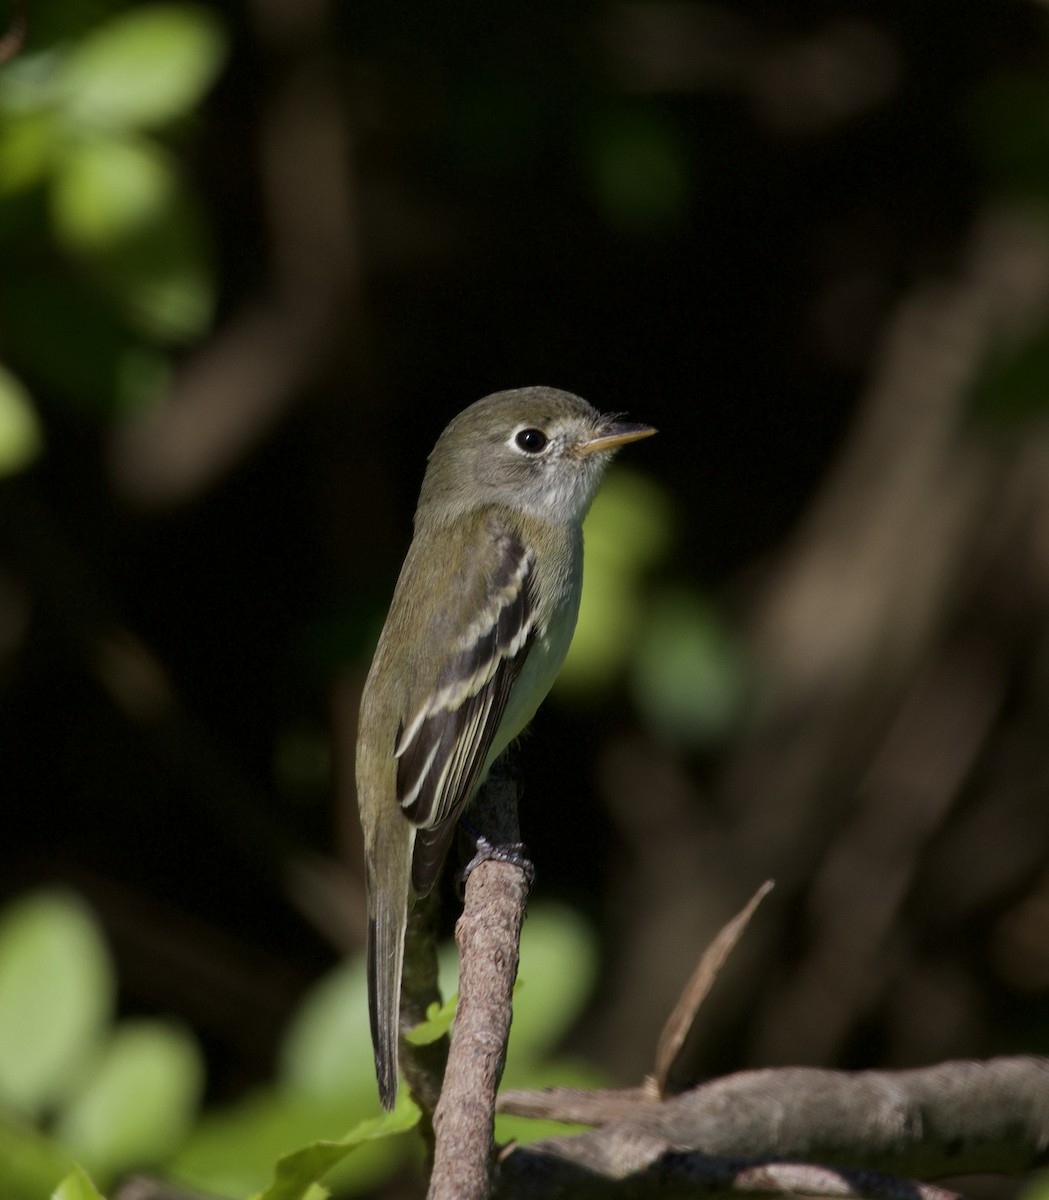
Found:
395,531 -> 536,896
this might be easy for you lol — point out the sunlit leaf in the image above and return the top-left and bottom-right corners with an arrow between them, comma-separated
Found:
51,136 -> 176,250
583,467 -> 674,571
100,202 -> 216,342
403,993 -> 457,1047
559,468 -> 673,693
0,111 -> 59,195
0,891 -> 114,1116
249,1102 -> 420,1200
50,138 -> 215,342
0,365 -> 43,476
279,937 -> 456,1101
632,588 -> 747,748
0,50 -> 64,115
50,1164 -> 106,1200
172,1088 -> 413,1199
60,4 -> 227,132
55,1020 -> 205,1180
0,1114 -> 75,1200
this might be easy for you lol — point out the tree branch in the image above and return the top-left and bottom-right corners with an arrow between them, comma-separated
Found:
496,1056 -> 1049,1194
427,765 -> 532,1200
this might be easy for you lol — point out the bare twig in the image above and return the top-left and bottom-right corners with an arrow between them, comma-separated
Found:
0,0 -> 25,64
654,880 -> 775,1096
427,766 -> 531,1200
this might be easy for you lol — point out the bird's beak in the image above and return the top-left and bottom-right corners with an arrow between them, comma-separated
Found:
577,420 -> 657,456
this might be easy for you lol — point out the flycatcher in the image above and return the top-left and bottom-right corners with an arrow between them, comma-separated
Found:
356,386 -> 655,1108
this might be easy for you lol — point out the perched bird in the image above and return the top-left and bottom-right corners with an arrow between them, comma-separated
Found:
356,386 -> 655,1108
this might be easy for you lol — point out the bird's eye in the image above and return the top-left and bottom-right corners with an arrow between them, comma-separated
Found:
515,428 -> 548,454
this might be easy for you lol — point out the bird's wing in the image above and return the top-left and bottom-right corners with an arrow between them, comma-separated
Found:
394,523 -> 537,896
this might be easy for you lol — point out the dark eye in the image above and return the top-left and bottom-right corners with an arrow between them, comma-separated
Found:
515,428 -> 548,453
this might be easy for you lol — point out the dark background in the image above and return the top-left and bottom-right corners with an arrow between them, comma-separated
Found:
3,0 -> 1049,1193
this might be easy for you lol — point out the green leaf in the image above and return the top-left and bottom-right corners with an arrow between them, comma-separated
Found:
0,50 -> 64,115
50,136 -> 216,342
60,4 -> 227,132
171,1088 -> 404,1199
51,136 -> 177,250
55,1020 -> 204,1180
0,890 -> 114,1115
280,938 -> 460,1101
249,1103 -> 421,1200
559,468 -> 673,693
403,993 -> 458,1047
631,589 -> 747,748
0,365 -> 43,476
51,1164 -> 106,1200
0,1113 -> 76,1200
0,110 -> 60,195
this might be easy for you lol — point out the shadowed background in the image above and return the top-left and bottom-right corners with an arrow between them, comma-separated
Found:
2,0 -> 1049,1196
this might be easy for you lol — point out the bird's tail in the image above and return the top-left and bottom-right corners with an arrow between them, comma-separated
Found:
366,826 -> 413,1110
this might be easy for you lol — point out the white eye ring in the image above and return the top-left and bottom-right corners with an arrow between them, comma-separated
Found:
512,427 -> 548,454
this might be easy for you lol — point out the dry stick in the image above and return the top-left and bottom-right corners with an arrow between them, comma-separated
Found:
498,1056 -> 1049,1194
428,766 -> 531,1200
653,880 -> 774,1097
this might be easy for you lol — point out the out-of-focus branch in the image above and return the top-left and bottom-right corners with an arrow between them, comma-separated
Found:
108,0 -> 369,510
497,1056 -> 1049,1195
590,203 -> 1049,1081
0,0 -> 25,64
602,3 -> 903,136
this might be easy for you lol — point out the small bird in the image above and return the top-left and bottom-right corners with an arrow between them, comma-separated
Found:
356,386 -> 655,1108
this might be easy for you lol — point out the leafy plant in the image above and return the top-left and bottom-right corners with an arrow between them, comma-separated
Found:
0,889 -> 601,1199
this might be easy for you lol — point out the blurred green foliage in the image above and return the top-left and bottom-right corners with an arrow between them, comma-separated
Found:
52,1165 -> 107,1200
0,362 -> 44,474
0,889 -> 602,1199
0,890 -> 113,1115
0,890 -> 202,1197
561,466 -> 748,749
631,588 -> 747,749
1022,1171 -> 1049,1200
0,2 -> 225,425
560,467 -> 674,693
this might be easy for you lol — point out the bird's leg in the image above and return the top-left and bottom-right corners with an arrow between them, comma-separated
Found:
455,757 -> 534,896
456,818 -> 535,896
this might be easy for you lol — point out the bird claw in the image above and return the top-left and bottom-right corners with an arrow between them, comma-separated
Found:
456,835 -> 535,897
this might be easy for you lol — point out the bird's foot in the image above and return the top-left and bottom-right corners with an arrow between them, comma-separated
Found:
456,832 -> 535,896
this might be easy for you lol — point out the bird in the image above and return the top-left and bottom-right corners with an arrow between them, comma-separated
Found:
355,386 -> 655,1108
